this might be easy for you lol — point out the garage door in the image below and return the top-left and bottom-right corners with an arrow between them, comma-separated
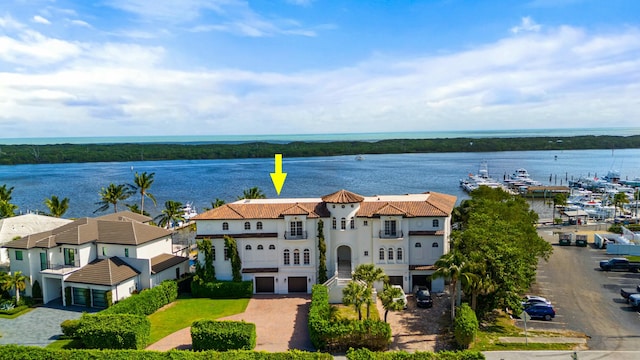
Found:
287,277 -> 307,293
255,277 -> 274,293
92,289 -> 107,308
388,276 -> 403,287
412,275 -> 432,290
72,287 -> 87,306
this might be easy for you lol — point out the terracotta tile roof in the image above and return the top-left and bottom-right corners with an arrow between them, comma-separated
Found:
65,257 -> 139,286
409,230 -> 445,236
242,268 -> 279,273
196,233 -> 278,239
150,253 -> 189,274
321,189 -> 364,203
2,217 -> 172,249
192,191 -> 456,221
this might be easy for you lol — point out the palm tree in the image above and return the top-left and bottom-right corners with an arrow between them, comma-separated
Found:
552,193 -> 568,223
237,187 -> 266,200
130,172 -> 157,214
154,200 -> 185,229
94,183 -> 133,213
613,191 -> 630,219
0,184 -> 17,218
1,271 -> 27,304
44,195 -> 69,218
432,251 -> 475,321
126,203 -> 150,216
342,280 -> 369,320
353,264 -> 387,319
211,198 -> 226,208
0,184 -> 14,202
378,283 -> 406,322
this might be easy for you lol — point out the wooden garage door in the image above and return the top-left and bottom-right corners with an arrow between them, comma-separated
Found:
388,276 -> 403,287
288,277 -> 307,293
255,277 -> 274,293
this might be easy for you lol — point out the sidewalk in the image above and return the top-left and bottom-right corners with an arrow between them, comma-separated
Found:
499,337 -> 587,344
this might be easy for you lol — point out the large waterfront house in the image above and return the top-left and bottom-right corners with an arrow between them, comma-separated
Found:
2,211 -> 189,307
193,190 -> 456,300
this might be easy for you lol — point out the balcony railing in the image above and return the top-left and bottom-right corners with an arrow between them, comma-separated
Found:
40,260 -> 81,275
284,231 -> 308,240
379,230 -> 403,239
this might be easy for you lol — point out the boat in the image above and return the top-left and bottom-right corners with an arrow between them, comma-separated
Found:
355,155 -> 365,161
181,202 -> 198,221
460,162 -> 513,194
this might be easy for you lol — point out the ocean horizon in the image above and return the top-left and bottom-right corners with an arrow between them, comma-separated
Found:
2,127 -> 640,145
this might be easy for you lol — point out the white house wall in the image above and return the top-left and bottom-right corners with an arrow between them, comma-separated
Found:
152,262 -> 189,287
134,237 -> 173,259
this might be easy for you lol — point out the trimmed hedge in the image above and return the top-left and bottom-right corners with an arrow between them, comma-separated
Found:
191,320 -> 256,351
191,280 -> 253,299
346,348 -> 485,359
454,304 -> 478,349
60,319 -> 82,338
101,280 -> 178,316
76,314 -> 150,349
0,304 -> 28,316
0,345 -> 333,359
308,285 -> 391,352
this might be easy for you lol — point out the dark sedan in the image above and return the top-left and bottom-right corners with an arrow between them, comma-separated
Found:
415,289 -> 433,308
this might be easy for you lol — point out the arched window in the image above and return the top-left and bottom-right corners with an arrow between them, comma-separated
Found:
222,222 -> 229,230
269,244 -> 275,250
257,245 -> 264,250
294,249 -> 300,265
332,217 -> 337,229
350,218 -> 355,229
303,249 -> 310,265
245,245 -> 252,250
284,249 -> 290,265
397,248 -> 403,261
379,248 -> 385,261
244,221 -> 251,230
415,242 -> 422,248
340,217 -> 346,230
432,219 -> 439,228
432,242 -> 439,248
388,248 -> 394,260
257,221 -> 263,230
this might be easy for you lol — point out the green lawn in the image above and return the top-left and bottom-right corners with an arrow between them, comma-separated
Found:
147,296 -> 250,344
331,303 -> 380,321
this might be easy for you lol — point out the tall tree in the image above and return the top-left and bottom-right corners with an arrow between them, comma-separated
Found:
224,235 -> 242,281
353,264 -> 387,319
130,172 -> 157,215
613,191 -> 630,219
317,220 -> 328,284
432,251 -> 475,322
0,184 -> 14,202
44,195 -> 69,218
125,203 -> 150,217
153,200 -> 185,229
378,283 -> 406,322
552,193 -> 568,223
237,187 -> 266,200
94,183 -> 133,213
0,184 -> 17,218
194,238 -> 216,283
342,280 -> 369,320
1,271 -> 27,304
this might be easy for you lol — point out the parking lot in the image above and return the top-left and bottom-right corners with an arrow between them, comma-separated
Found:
520,227 -> 640,351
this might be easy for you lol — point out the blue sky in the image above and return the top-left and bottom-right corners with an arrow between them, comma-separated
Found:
1,0 -> 639,138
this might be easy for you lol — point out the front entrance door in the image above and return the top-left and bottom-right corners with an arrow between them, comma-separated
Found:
337,245 -> 352,278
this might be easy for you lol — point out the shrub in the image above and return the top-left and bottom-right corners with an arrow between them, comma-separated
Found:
454,303 -> 478,349
346,348 -> 485,359
102,280 -> 177,316
191,320 -> 256,351
77,314 -> 150,349
31,280 -> 42,301
191,280 -> 252,299
0,304 -> 27,315
60,319 -> 82,339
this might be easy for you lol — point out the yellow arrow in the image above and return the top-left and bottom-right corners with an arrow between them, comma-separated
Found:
270,154 -> 287,195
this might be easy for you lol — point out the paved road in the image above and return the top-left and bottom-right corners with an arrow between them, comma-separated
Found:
520,227 -> 640,351
0,302 -> 95,347
485,351 -> 640,360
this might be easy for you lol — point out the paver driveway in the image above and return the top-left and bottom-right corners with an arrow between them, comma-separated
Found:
147,294 -> 314,352
0,302 -> 96,347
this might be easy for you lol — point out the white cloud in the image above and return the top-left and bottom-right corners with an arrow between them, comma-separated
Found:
32,15 -> 51,25
0,29 -> 81,66
69,19 -> 91,28
511,17 -> 542,34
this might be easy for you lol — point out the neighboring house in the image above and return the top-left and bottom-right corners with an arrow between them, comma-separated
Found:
2,211 -> 189,307
193,189 -> 456,298
0,213 -> 72,265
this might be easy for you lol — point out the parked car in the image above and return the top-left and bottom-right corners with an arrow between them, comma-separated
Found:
599,258 -> 640,272
524,304 -> 556,321
521,295 -> 551,307
629,294 -> 640,308
415,289 -> 433,308
620,284 -> 640,303
391,285 -> 408,309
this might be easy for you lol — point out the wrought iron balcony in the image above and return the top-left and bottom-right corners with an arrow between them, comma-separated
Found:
284,231 -> 308,240
379,230 -> 403,239
40,260 -> 81,275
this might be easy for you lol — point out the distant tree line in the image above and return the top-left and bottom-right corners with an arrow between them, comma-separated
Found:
1,135 -> 639,165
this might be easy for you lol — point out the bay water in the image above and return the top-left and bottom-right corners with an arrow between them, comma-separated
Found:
2,148 -> 640,219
